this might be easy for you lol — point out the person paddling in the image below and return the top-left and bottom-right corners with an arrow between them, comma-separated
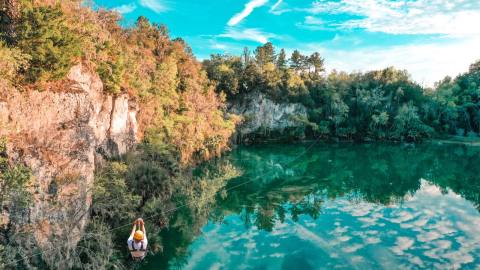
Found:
128,218 -> 148,261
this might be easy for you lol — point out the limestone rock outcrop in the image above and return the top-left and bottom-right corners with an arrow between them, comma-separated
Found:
229,91 -> 308,142
0,64 -> 139,265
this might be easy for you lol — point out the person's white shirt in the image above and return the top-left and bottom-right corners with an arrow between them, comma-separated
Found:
127,235 -> 148,251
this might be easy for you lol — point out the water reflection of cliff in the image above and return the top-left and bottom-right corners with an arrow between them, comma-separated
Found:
146,143 -> 480,269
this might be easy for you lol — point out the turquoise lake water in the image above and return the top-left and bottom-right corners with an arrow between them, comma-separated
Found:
143,143 -> 480,269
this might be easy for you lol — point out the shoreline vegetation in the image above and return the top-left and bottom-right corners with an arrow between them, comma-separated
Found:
431,136 -> 480,146
246,137 -> 480,145
204,43 -> 480,143
0,0 -> 479,269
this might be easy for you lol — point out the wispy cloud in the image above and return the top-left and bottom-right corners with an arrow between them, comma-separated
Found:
296,15 -> 327,30
304,16 -> 323,26
228,0 -> 268,26
211,43 -> 228,50
269,0 -> 283,12
269,0 -> 292,15
307,0 -> 480,36
113,3 -> 137,14
219,28 -> 277,44
330,34 -> 363,46
139,0 -> 168,13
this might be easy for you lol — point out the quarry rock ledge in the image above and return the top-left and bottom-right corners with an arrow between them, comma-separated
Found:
0,64 -> 139,264
229,91 -> 308,142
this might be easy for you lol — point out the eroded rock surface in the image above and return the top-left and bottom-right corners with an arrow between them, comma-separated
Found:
229,91 -> 308,142
0,65 -> 139,266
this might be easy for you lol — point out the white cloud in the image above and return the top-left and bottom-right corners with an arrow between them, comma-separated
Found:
270,0 -> 283,13
139,0 -> 167,13
228,0 -> 269,26
308,0 -> 480,36
304,16 -> 323,25
304,37 -> 480,87
391,237 -> 415,255
219,28 -> 277,44
211,43 -> 228,50
342,243 -> 363,253
365,237 -> 381,244
113,3 -> 136,14
417,231 -> 442,242
389,211 -> 416,224
296,15 -> 327,30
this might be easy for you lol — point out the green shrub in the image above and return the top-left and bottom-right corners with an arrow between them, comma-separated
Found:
393,103 -> 433,142
0,41 -> 29,85
92,162 -> 141,227
0,137 -> 6,154
15,5 -> 81,82
95,46 -> 126,94
71,220 -> 122,270
0,137 -> 31,210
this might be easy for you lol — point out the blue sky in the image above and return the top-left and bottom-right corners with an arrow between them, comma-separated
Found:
94,0 -> 480,86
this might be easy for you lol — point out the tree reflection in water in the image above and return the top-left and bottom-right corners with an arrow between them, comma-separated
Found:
145,143 -> 480,269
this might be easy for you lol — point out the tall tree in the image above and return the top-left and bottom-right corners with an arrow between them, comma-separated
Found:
290,50 -> 305,71
277,48 -> 287,70
255,42 -> 276,67
242,47 -> 251,65
308,52 -> 325,74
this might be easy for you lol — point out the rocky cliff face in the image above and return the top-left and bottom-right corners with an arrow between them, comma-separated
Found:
0,65 -> 139,265
229,91 -> 308,142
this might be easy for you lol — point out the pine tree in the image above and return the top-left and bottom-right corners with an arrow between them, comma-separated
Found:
277,48 -> 287,69
290,50 -> 305,71
255,42 -> 276,67
308,52 -> 325,74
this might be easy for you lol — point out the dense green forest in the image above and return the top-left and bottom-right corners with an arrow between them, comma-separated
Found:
204,43 -> 480,142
